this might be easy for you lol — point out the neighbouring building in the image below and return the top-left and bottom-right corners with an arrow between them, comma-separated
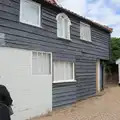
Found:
0,0 -> 112,119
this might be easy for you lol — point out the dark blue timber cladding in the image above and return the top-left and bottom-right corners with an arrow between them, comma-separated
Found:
53,82 -> 76,108
0,0 -> 111,108
76,56 -> 97,100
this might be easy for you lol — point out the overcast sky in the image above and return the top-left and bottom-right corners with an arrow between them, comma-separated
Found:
58,0 -> 120,37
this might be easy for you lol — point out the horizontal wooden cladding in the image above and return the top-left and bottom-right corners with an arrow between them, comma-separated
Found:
77,80 -> 96,98
76,57 -> 96,101
53,82 -> 76,108
53,99 -> 76,108
0,11 -> 19,22
76,75 -> 96,80
1,30 -> 108,59
77,85 -> 96,93
0,3 -> 19,16
77,90 -> 96,100
0,0 -> 20,10
77,81 -> 96,88
0,0 -> 110,61
53,55 -> 75,62
5,34 -> 78,54
0,14 -> 110,59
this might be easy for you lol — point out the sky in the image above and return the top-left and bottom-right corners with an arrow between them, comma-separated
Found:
58,0 -> 120,37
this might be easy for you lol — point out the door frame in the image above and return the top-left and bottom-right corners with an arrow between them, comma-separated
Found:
96,60 -> 104,92
96,60 -> 100,92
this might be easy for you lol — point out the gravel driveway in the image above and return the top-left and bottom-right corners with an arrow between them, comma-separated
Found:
32,86 -> 120,120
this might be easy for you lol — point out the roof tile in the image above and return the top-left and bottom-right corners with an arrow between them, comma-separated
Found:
45,0 -> 57,4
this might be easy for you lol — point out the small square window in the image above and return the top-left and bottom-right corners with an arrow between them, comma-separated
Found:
53,61 -> 75,82
80,22 -> 91,42
20,0 -> 41,27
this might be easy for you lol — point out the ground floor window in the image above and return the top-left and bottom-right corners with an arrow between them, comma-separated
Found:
32,51 -> 51,75
53,61 -> 75,83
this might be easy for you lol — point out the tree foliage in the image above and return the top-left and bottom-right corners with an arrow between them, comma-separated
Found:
105,37 -> 120,73
111,37 -> 120,61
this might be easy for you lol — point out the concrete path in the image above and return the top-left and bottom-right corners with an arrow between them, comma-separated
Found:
32,86 -> 120,120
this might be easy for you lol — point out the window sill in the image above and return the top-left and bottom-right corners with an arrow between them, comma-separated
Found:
57,37 -> 72,41
32,74 -> 52,76
80,38 -> 92,43
20,20 -> 42,28
53,79 -> 76,84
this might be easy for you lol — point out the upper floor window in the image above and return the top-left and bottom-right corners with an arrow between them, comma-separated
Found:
20,0 -> 41,27
56,13 -> 71,40
80,22 -> 91,42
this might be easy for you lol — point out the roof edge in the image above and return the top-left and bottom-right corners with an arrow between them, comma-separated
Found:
44,0 -> 113,33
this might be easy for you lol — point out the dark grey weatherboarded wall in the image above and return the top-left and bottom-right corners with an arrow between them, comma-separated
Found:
76,56 -> 96,100
0,0 -> 110,107
53,82 -> 76,108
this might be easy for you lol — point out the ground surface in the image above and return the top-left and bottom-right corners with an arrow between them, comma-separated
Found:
32,86 -> 120,120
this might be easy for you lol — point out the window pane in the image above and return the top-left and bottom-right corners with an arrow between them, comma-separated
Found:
64,19 -> 69,39
32,52 -> 38,74
42,53 -> 51,74
32,52 -> 51,75
54,61 -> 64,81
54,61 -> 74,82
80,22 -> 91,41
56,13 -> 71,39
21,0 -> 40,26
38,52 -> 43,74
68,62 -> 73,79
57,18 -> 63,38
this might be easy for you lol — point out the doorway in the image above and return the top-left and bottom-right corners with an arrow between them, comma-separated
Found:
96,60 -> 104,92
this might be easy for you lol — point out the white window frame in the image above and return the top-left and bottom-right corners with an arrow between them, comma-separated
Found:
31,51 -> 52,76
53,61 -> 76,83
56,13 -> 71,40
80,22 -> 91,42
20,0 -> 41,27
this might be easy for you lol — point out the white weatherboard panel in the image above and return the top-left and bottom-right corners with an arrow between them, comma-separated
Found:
0,47 -> 52,120
96,60 -> 101,92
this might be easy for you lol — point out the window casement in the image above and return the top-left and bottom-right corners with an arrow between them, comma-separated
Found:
32,51 -> 51,75
56,13 -> 71,40
80,22 -> 91,42
20,0 -> 41,27
53,61 -> 75,83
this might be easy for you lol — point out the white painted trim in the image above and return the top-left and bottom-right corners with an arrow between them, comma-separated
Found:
31,50 -> 52,76
118,64 -> 120,84
97,60 -> 101,92
53,79 -> 76,83
20,0 -> 41,27
50,52 -> 53,76
57,37 -> 72,41
56,13 -> 71,24
73,63 -> 75,80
